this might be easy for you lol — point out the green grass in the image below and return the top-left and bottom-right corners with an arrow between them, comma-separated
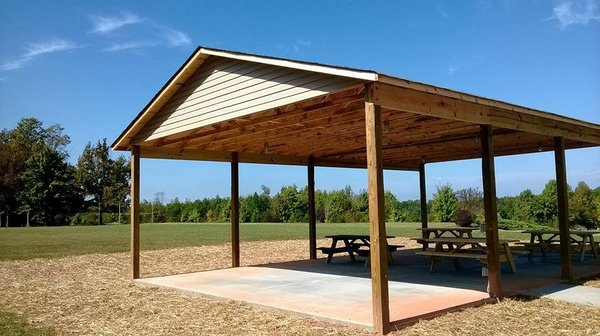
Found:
0,222 -> 530,261
0,312 -> 55,336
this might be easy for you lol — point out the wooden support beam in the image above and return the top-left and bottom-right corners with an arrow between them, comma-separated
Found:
183,99 -> 366,150
419,163 -> 428,251
139,147 -> 419,171
130,145 -> 140,279
365,84 -> 390,335
480,125 -> 502,299
374,82 -> 600,145
308,156 -> 317,260
554,137 -> 573,280
231,152 -> 240,267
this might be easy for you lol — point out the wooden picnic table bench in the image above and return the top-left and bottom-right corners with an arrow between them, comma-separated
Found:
416,227 -> 479,250
415,237 -> 523,273
521,229 -> 599,262
319,234 -> 402,266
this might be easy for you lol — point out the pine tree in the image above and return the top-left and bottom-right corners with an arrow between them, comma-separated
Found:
431,185 -> 458,222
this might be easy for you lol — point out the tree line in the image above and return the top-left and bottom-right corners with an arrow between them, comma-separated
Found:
0,118 -> 129,226
1,118 -> 599,229
144,181 -> 599,230
142,185 -> 423,225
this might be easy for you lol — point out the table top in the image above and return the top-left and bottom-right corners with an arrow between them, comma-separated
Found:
418,227 -> 478,232
422,237 -> 520,244
522,230 -> 599,235
325,234 -> 395,239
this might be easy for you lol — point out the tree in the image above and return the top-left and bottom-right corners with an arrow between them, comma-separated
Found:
431,185 -> 458,222
530,180 -> 563,225
514,189 -> 536,222
397,200 -> 421,222
324,186 -> 353,223
270,185 -> 307,223
569,182 -> 598,229
0,130 -> 21,224
76,139 -> 130,225
455,187 -> 483,215
497,196 -> 517,220
0,118 -> 77,226
384,191 -> 402,222
314,190 -> 328,223
18,147 -> 80,225
240,186 -> 271,222
352,191 -> 369,223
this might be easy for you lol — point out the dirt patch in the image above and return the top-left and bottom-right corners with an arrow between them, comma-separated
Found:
1,238 -> 599,336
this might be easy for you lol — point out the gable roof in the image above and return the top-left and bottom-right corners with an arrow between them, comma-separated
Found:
112,46 -> 600,152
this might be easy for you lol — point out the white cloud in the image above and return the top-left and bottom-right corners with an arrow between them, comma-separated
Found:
1,38 -> 78,71
297,38 -> 311,47
23,39 -> 78,58
88,12 -> 193,52
160,26 -> 192,47
549,0 -> 600,28
90,12 -> 144,34
288,38 -> 312,53
0,58 -> 29,71
104,41 -> 158,52
447,64 -> 460,76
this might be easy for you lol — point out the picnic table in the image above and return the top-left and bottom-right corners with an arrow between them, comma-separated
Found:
519,229 -> 599,262
317,234 -> 403,266
418,227 -> 478,238
416,227 -> 478,250
415,237 -> 522,273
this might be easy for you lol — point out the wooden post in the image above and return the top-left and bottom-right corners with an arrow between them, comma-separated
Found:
419,163 -> 428,250
231,151 -> 240,267
130,145 -> 140,280
308,156 -> 317,260
480,125 -> 502,299
365,84 -> 390,335
554,137 -> 572,280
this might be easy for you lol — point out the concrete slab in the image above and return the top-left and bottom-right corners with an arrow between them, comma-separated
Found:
137,264 -> 489,328
523,284 -> 600,307
136,248 -> 600,330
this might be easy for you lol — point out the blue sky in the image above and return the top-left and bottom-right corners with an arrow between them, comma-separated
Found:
1,0 -> 599,202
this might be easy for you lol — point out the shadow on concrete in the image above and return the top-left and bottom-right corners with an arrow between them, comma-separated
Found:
257,248 -> 600,295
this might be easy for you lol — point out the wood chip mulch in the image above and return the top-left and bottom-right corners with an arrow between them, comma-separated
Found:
1,238 -> 599,336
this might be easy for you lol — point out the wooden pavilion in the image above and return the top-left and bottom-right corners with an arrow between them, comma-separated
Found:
112,47 -> 600,334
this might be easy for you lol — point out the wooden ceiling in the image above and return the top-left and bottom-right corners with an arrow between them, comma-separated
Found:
137,85 -> 594,170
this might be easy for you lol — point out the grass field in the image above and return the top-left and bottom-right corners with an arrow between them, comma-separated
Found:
0,311 -> 55,336
0,222 -> 530,260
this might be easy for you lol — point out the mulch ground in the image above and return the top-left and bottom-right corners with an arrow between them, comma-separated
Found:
584,278 -> 600,288
1,238 -> 599,335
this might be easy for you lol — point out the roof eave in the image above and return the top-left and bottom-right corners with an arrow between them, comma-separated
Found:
199,47 -> 379,82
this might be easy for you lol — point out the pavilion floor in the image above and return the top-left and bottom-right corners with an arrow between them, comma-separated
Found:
135,248 -> 600,330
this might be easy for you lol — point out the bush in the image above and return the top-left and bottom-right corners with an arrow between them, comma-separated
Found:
453,209 -> 475,227
71,212 -> 128,225
497,218 -> 543,231
102,212 -> 128,224
70,212 -> 99,225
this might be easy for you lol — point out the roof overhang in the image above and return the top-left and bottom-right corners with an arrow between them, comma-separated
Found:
111,47 -> 600,169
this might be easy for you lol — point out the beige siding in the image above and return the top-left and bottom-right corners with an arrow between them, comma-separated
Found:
136,56 -> 362,142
